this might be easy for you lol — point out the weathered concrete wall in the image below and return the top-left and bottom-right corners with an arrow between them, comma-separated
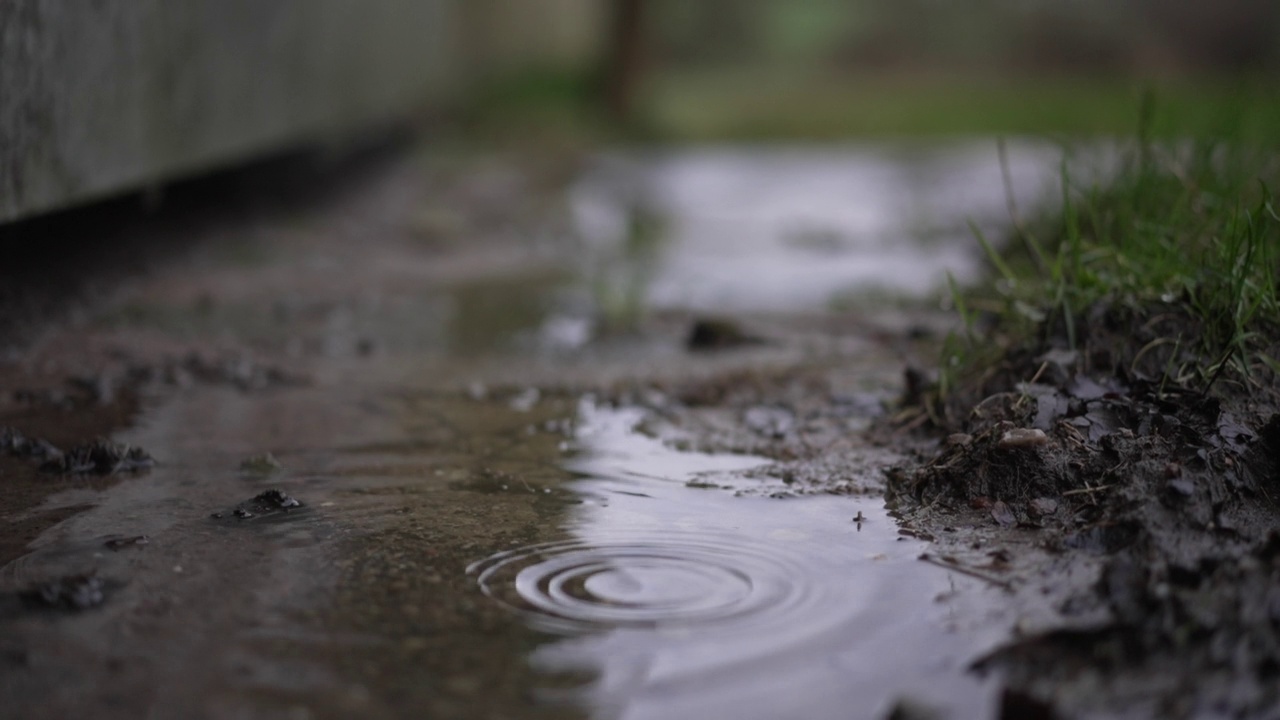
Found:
1,0 -> 460,223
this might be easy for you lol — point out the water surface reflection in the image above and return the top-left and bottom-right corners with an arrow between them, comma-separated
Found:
473,401 -> 999,719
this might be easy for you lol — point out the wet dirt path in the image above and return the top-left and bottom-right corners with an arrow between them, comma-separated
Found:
0,141 -> 1072,719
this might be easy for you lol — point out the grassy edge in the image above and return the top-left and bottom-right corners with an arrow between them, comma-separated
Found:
927,105 -> 1280,426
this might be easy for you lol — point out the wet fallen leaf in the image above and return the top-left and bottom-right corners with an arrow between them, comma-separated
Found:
1028,498 -> 1058,518
991,501 -> 1016,527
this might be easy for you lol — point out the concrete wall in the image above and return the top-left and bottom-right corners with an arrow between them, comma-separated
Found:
1,0 -> 461,223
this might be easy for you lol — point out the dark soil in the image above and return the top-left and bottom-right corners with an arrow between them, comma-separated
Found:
886,301 -> 1280,719
211,489 -> 304,521
19,574 -> 107,612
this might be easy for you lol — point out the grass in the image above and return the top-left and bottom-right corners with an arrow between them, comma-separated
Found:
459,65 -> 1280,146
939,98 -> 1280,408
649,70 -> 1280,142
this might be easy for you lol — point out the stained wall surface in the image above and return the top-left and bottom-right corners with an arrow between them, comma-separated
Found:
0,1 -> 479,222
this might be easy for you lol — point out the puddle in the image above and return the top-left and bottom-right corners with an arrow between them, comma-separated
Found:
470,401 -> 1000,719
0,386 -> 1005,719
0,141 -> 1082,718
570,141 -> 1071,313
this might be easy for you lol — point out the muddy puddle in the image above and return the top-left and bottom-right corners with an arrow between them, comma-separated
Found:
0,141 -> 1078,718
473,400 -> 1003,719
570,141 -> 1066,312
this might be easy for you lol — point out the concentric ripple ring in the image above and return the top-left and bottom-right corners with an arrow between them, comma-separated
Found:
467,531 -> 817,633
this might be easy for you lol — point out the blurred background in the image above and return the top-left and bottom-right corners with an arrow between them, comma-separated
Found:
464,0 -> 1280,140
4,0 -> 1279,225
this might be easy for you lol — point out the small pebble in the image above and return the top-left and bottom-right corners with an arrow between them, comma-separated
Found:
1028,498 -> 1059,518
104,535 -> 150,550
997,428 -> 1048,449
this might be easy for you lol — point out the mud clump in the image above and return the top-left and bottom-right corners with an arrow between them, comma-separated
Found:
2,428 -> 154,476
888,302 -> 1280,718
686,318 -> 763,352
212,489 -> 303,521
0,427 -> 62,462
40,439 -> 155,476
238,452 -> 283,476
129,352 -> 307,393
103,535 -> 150,551
20,574 -> 107,611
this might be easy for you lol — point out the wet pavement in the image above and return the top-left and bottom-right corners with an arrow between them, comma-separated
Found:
0,140 -> 1073,719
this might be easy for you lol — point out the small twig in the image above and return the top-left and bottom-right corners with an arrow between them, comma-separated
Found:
1026,360 -> 1050,387
1062,484 -> 1114,496
919,553 -> 1015,592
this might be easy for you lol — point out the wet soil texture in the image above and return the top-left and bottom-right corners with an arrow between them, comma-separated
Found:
0,140 -> 1170,720
888,302 -> 1280,719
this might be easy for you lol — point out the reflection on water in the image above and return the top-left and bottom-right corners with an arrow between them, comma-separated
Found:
0,141 -> 1075,719
571,141 -> 1065,313
472,401 -> 998,719
473,532 -> 809,633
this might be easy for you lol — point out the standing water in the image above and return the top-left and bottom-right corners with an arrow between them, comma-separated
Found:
472,400 -> 1000,718
0,141 -> 1080,719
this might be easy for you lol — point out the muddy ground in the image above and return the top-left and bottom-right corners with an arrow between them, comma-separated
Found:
0,141 -> 1275,719
884,305 -> 1280,719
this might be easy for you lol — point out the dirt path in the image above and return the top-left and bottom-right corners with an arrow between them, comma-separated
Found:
3,139 -> 1245,719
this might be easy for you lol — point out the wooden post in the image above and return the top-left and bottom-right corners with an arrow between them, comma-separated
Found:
604,0 -> 647,122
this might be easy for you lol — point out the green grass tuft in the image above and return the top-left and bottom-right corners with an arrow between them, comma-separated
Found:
952,110 -> 1280,401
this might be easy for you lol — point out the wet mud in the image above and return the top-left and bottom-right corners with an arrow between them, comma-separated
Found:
0,139 -> 1196,719
888,302 -> 1280,718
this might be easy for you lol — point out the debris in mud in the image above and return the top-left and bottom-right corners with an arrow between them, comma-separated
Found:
1026,497 -> 1058,518
20,574 -> 106,611
68,374 -> 117,405
996,427 -> 1048,449
103,535 -> 150,551
5,428 -> 154,476
508,388 -> 540,413
0,427 -> 62,461
126,352 -> 307,392
889,301 -> 1280,718
686,318 -> 762,351
213,489 -> 303,521
250,488 -> 300,510
40,439 -> 154,476
989,500 -> 1016,527
743,405 -> 795,439
238,452 -> 283,476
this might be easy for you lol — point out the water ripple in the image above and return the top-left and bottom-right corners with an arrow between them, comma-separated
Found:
468,531 -> 818,634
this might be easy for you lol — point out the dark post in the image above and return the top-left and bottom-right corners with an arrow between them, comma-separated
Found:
605,0 -> 647,122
